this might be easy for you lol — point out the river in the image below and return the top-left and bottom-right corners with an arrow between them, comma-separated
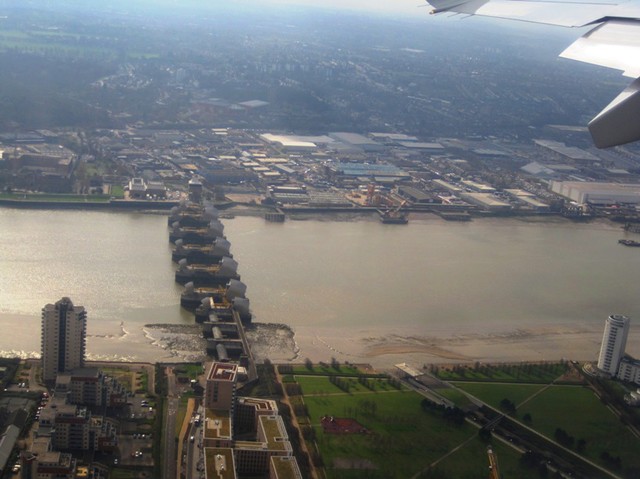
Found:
1,208 -> 639,365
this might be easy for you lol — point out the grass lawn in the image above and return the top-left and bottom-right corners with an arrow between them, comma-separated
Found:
456,383 -> 545,409
457,382 -> 640,474
290,364 -> 367,376
305,389 -> 478,478
110,185 -> 125,198
436,387 -> 474,409
175,396 -> 190,437
295,375 -> 402,396
110,468 -> 154,479
519,385 -> 640,471
437,362 -> 569,383
181,364 -> 204,379
102,367 -> 135,392
435,437 -> 541,479
0,193 -> 111,202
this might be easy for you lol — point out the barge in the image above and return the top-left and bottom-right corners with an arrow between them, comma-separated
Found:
619,239 -> 640,247
378,208 -> 408,224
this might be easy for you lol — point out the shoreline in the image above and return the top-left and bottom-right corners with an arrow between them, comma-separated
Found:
246,322 -> 640,369
5,313 -> 629,368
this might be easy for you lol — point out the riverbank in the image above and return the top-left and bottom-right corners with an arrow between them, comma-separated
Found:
248,322 -> 640,369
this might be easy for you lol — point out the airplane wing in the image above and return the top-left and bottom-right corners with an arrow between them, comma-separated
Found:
426,0 -> 640,148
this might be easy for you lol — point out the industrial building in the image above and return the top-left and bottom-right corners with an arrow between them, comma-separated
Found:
460,192 -> 511,212
328,132 -> 385,152
534,139 -> 600,164
550,181 -> 640,205
504,189 -> 550,212
327,162 -> 410,183
41,298 -> 87,384
397,186 -> 441,205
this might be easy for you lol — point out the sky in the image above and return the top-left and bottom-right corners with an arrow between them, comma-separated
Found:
266,0 -> 424,15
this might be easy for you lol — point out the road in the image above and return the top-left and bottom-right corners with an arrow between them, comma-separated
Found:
163,366 -> 178,479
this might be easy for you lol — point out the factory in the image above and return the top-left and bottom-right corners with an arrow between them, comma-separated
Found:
550,181 -> 640,205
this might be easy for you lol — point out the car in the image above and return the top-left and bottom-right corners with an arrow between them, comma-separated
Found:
190,435 -> 195,442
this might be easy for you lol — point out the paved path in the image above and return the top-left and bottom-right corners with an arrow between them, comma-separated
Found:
163,367 -> 178,479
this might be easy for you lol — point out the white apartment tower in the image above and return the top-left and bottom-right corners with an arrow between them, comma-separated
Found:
597,314 -> 630,376
41,297 -> 87,383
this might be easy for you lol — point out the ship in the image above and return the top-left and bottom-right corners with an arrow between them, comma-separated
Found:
618,239 -> 640,247
378,200 -> 408,224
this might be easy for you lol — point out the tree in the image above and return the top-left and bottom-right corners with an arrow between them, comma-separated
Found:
577,438 -> 587,453
500,398 -> 517,416
331,357 -> 340,370
522,413 -> 532,424
304,357 -> 313,371
478,427 -> 492,442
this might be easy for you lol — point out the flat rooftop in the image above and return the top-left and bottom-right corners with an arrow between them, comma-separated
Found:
207,362 -> 237,382
258,415 -> 291,452
237,397 -> 278,414
205,448 -> 236,479
271,456 -> 303,479
204,409 -> 232,440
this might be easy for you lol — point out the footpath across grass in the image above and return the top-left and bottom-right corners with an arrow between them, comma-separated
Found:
286,366 -> 541,479
457,382 -> 640,475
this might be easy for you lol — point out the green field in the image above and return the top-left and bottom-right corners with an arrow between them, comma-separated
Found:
456,382 -> 545,408
436,387 -> 474,409
306,389 -> 473,478
434,438 -> 542,479
458,382 -> 640,473
0,29 -> 156,59
110,185 -> 125,198
521,386 -> 640,470
0,193 -> 111,202
295,375 -> 402,396
286,363 -> 374,377
300,385 -> 544,479
436,362 -> 570,383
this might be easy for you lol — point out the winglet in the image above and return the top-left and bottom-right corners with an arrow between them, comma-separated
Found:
589,78 -> 640,148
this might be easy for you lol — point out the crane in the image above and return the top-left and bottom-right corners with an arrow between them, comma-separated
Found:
487,446 -> 500,479
379,199 -> 408,224
366,183 -> 379,206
